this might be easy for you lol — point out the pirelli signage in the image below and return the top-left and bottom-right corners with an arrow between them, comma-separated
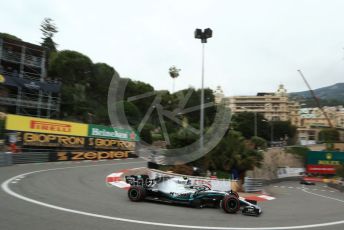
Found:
6,114 -> 88,136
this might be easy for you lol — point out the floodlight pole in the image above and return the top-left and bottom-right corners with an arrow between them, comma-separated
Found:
200,42 -> 205,156
195,28 -> 212,156
254,111 -> 257,137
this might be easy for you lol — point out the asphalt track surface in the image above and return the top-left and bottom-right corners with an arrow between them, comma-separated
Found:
1,159 -> 344,230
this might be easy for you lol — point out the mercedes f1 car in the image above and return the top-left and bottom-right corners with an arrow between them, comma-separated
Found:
125,175 -> 262,216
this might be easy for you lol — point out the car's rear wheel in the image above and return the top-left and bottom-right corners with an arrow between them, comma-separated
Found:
222,195 -> 240,214
128,186 -> 146,202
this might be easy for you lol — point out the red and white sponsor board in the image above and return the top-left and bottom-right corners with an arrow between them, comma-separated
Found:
306,165 -> 336,174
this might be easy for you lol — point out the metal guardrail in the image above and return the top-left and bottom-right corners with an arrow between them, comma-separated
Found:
243,177 -> 263,192
0,152 -> 13,166
11,152 -> 50,164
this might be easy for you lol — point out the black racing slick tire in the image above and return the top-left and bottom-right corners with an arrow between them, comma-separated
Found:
230,190 -> 239,198
128,186 -> 146,202
222,195 -> 240,214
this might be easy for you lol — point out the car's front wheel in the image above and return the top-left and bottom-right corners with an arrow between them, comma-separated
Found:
222,195 -> 240,214
128,186 -> 146,202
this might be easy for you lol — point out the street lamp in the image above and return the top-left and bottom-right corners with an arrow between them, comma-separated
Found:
194,28 -> 213,156
169,66 -> 181,94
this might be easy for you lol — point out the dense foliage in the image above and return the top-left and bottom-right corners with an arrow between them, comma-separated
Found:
318,128 -> 340,143
285,146 -> 310,165
231,112 -> 297,144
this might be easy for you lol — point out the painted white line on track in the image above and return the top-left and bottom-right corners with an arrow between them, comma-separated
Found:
2,163 -> 344,230
302,188 -> 344,204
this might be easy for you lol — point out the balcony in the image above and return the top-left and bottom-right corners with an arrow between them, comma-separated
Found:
1,50 -> 43,68
24,54 -> 43,67
2,50 -> 21,63
0,94 -> 59,110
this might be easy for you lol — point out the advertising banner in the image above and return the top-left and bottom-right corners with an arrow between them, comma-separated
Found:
50,150 -> 138,161
6,114 -> 88,136
1,73 -> 61,93
306,151 -> 344,166
88,124 -> 139,141
15,131 -> 136,150
306,165 -> 336,174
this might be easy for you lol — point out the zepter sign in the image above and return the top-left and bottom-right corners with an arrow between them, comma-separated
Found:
107,71 -> 231,166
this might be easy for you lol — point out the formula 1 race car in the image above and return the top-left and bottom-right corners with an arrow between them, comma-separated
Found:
125,175 -> 262,216
300,179 -> 315,185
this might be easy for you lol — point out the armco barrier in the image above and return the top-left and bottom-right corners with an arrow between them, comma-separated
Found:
262,176 -> 303,185
244,177 -> 263,192
12,152 -> 50,164
0,152 -> 13,166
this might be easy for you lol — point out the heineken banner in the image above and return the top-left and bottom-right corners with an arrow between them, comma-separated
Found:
88,124 -> 140,141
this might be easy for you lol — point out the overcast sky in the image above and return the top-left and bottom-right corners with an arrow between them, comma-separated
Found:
2,0 -> 344,96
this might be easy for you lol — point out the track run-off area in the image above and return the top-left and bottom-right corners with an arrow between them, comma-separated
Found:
1,159 -> 344,230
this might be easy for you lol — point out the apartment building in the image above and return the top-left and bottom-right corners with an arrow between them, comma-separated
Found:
216,84 -> 300,126
0,36 -> 61,118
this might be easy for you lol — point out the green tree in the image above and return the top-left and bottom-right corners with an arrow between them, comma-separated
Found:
49,50 -> 93,121
231,112 -> 269,139
335,163 -> 344,178
318,128 -> 340,143
40,18 -> 58,53
140,125 -> 153,144
285,146 -> 310,166
204,130 -> 264,179
169,128 -> 198,149
270,121 -> 297,143
0,33 -> 22,41
250,136 -> 267,150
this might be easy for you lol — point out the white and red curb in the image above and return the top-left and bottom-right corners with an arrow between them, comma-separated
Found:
243,194 -> 275,202
106,169 -> 130,190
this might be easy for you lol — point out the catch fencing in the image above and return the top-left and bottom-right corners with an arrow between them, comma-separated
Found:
243,177 -> 263,192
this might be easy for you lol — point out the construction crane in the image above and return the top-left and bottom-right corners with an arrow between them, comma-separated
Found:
297,69 -> 333,128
